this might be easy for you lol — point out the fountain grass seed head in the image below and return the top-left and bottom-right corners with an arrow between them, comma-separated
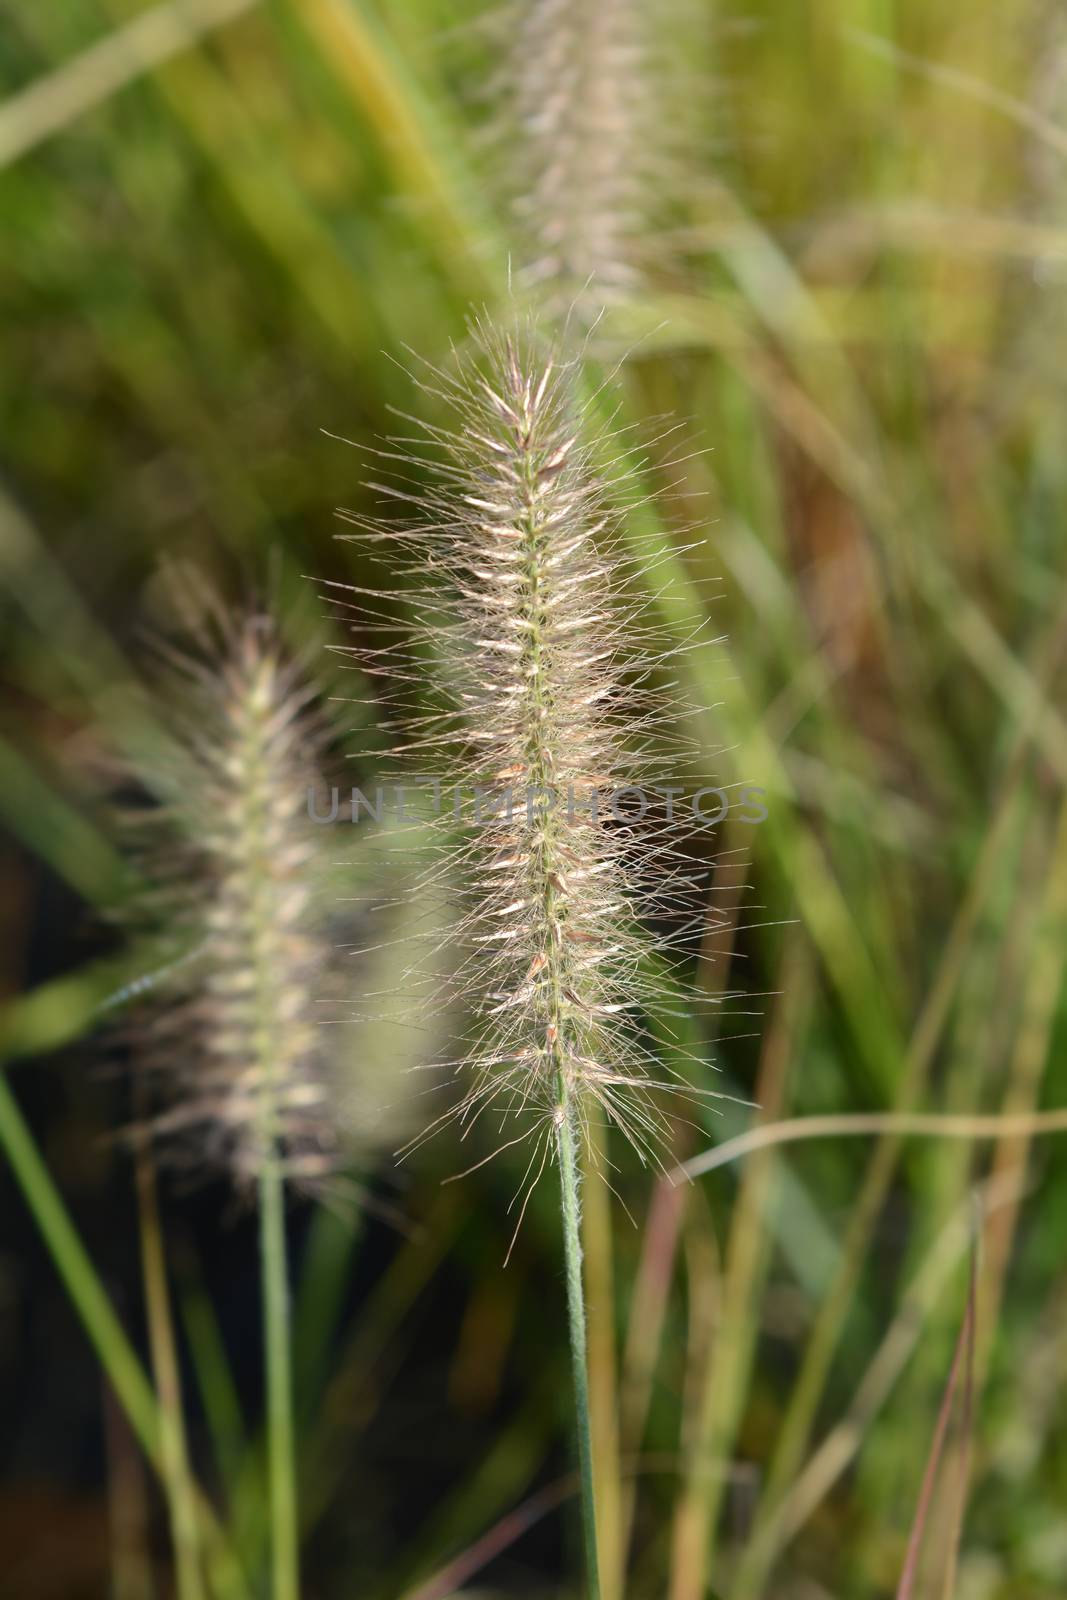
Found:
501,0 -> 653,302
326,318 -> 729,1202
492,0 -> 709,310
121,606 -> 345,1191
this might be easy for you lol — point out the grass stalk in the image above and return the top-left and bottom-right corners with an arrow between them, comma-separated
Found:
582,1123 -> 622,1600
260,1149 -> 299,1600
134,1126 -> 205,1600
558,1098 -> 602,1600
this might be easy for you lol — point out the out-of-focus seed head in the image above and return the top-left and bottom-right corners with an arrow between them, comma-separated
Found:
123,609 -> 342,1190
491,0 -> 707,312
502,0 -> 650,304
1028,2 -> 1067,228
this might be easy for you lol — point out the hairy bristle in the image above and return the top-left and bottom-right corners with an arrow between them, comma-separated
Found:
328,320 -> 723,1182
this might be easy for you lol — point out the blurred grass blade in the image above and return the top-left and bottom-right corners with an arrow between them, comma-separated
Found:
0,1069 -> 163,1463
301,1194 -> 462,1533
975,795 -> 1067,1381
763,1174 -> 1017,1575
895,1249 -> 977,1600
0,0 -> 259,168
394,1392 -> 555,1594
617,1175 -> 685,1567
293,1203 -> 363,1421
669,938 -> 810,1600
134,1115 -> 205,1600
179,1270 -> 248,1506
401,1474 -> 575,1600
0,1068 -> 247,1597
288,0 -> 501,301
845,26 -> 1067,157
0,733 -> 125,906
940,1257 -> 977,1600
680,1107 -> 1067,1181
727,593 -> 1067,1600
103,1385 -> 155,1600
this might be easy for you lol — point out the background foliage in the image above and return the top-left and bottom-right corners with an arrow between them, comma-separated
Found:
1,2 -> 1067,1597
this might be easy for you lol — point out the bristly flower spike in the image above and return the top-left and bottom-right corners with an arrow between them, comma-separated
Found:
493,0 -> 709,310
331,320 -> 717,1189
122,601 -> 356,1600
506,0 -> 649,300
130,610 -> 339,1191
330,318 -> 726,1600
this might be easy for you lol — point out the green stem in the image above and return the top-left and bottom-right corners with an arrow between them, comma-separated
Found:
581,1123 -> 621,1600
134,1126 -> 205,1600
259,1150 -> 298,1600
558,1100 -> 602,1600
294,1202 -> 363,1420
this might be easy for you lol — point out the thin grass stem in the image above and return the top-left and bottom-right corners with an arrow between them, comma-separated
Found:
557,1100 -> 602,1600
260,1150 -> 299,1600
582,1123 -> 622,1600
134,1125 -> 205,1600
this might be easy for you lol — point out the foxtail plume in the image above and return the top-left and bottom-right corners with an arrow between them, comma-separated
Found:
503,0 -> 659,302
330,320 -> 716,1188
126,609 -> 340,1189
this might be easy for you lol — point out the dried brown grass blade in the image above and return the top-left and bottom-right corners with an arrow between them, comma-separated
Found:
401,1474 -> 575,1600
895,1246 -> 977,1600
